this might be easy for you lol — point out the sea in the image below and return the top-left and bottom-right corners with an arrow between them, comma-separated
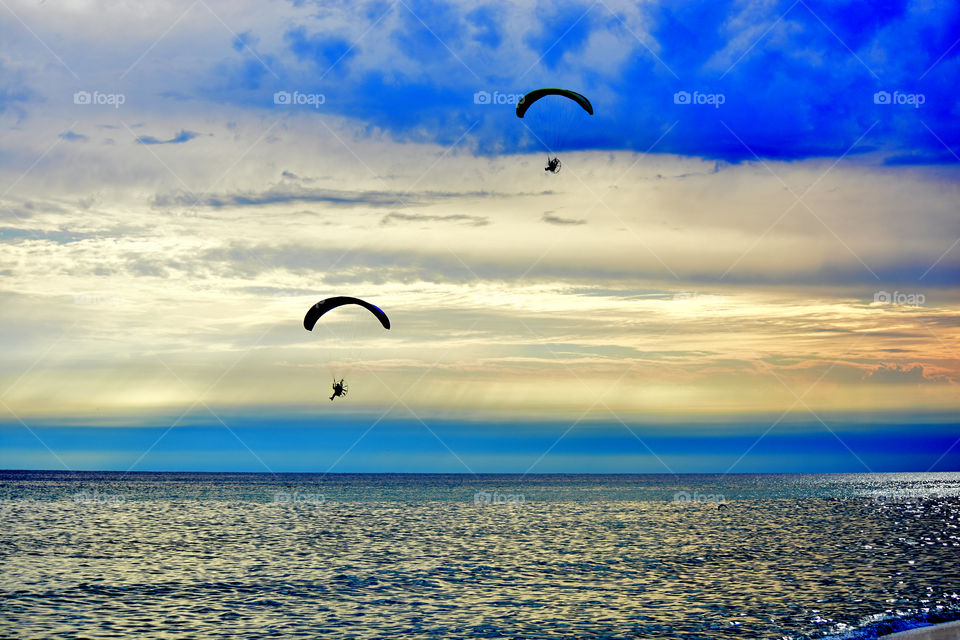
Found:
2,471 -> 959,639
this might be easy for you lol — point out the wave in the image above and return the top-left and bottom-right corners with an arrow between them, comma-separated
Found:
817,607 -> 960,640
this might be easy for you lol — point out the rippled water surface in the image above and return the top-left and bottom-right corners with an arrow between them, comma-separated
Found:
2,472 -> 959,639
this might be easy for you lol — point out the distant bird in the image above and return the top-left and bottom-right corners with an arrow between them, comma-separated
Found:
717,503 -> 728,510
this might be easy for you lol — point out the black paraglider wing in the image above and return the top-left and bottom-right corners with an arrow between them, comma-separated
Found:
303,296 -> 391,331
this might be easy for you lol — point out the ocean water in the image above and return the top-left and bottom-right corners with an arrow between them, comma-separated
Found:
2,472 -> 959,639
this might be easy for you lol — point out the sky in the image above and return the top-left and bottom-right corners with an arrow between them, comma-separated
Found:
1,0 -> 959,473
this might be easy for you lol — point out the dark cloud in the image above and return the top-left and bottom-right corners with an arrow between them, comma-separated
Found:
152,185 -> 525,209
541,212 -> 585,225
381,211 -> 489,226
280,171 -> 321,184
59,131 -> 88,142
154,186 -> 405,209
136,130 -> 201,145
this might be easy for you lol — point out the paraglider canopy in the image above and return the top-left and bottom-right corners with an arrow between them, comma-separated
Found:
303,297 -> 391,331
515,88 -> 594,171
516,88 -> 594,119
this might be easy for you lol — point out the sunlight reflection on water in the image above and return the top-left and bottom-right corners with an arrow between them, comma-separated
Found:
2,472 -> 959,639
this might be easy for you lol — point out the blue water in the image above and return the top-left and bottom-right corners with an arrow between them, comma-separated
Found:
2,471 -> 959,639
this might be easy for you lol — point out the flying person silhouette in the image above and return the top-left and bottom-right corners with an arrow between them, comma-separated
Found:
330,379 -> 347,401
545,157 -> 561,173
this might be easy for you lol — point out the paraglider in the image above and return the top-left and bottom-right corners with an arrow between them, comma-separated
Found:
516,88 -> 594,173
330,378 -> 347,401
303,297 -> 390,402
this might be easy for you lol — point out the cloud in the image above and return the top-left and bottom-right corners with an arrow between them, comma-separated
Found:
136,130 -> 201,145
541,212 -> 585,225
3,0 -> 959,162
153,186 -> 404,208
158,90 -> 198,102
206,0 -> 956,161
285,26 -> 357,74
381,211 -> 489,226
0,59 -> 38,121
523,1 -> 597,69
466,5 -> 504,48
884,152 -> 960,166
864,364 -> 946,384
152,184 -> 522,209
59,131 -> 88,142
2,0 -> 959,436
8,0 -> 952,162
197,241 -> 482,281
233,31 -> 260,53
0,227 -> 90,244
280,170 -> 317,183
390,0 -> 465,63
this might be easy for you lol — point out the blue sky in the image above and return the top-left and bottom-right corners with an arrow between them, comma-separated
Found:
1,0 -> 958,473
